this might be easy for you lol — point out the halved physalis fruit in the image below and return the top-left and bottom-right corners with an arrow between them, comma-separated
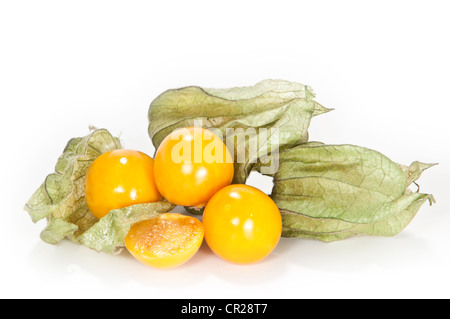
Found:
125,213 -> 204,269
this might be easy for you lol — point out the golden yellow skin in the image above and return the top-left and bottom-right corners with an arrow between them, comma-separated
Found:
84,149 -> 162,219
202,184 -> 282,265
154,127 -> 234,207
125,213 -> 204,269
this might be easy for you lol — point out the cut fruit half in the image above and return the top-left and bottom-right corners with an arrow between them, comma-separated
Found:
125,213 -> 204,269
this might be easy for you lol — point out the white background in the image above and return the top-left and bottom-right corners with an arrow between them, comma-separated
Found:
1,0 -> 449,299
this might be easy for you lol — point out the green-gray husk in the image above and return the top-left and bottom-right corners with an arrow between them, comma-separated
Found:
264,143 -> 436,242
25,128 -> 174,254
148,79 -> 331,184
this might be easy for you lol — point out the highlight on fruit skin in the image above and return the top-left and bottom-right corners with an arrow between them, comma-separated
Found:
202,184 -> 282,265
153,127 -> 234,207
125,213 -> 205,269
84,149 -> 162,219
